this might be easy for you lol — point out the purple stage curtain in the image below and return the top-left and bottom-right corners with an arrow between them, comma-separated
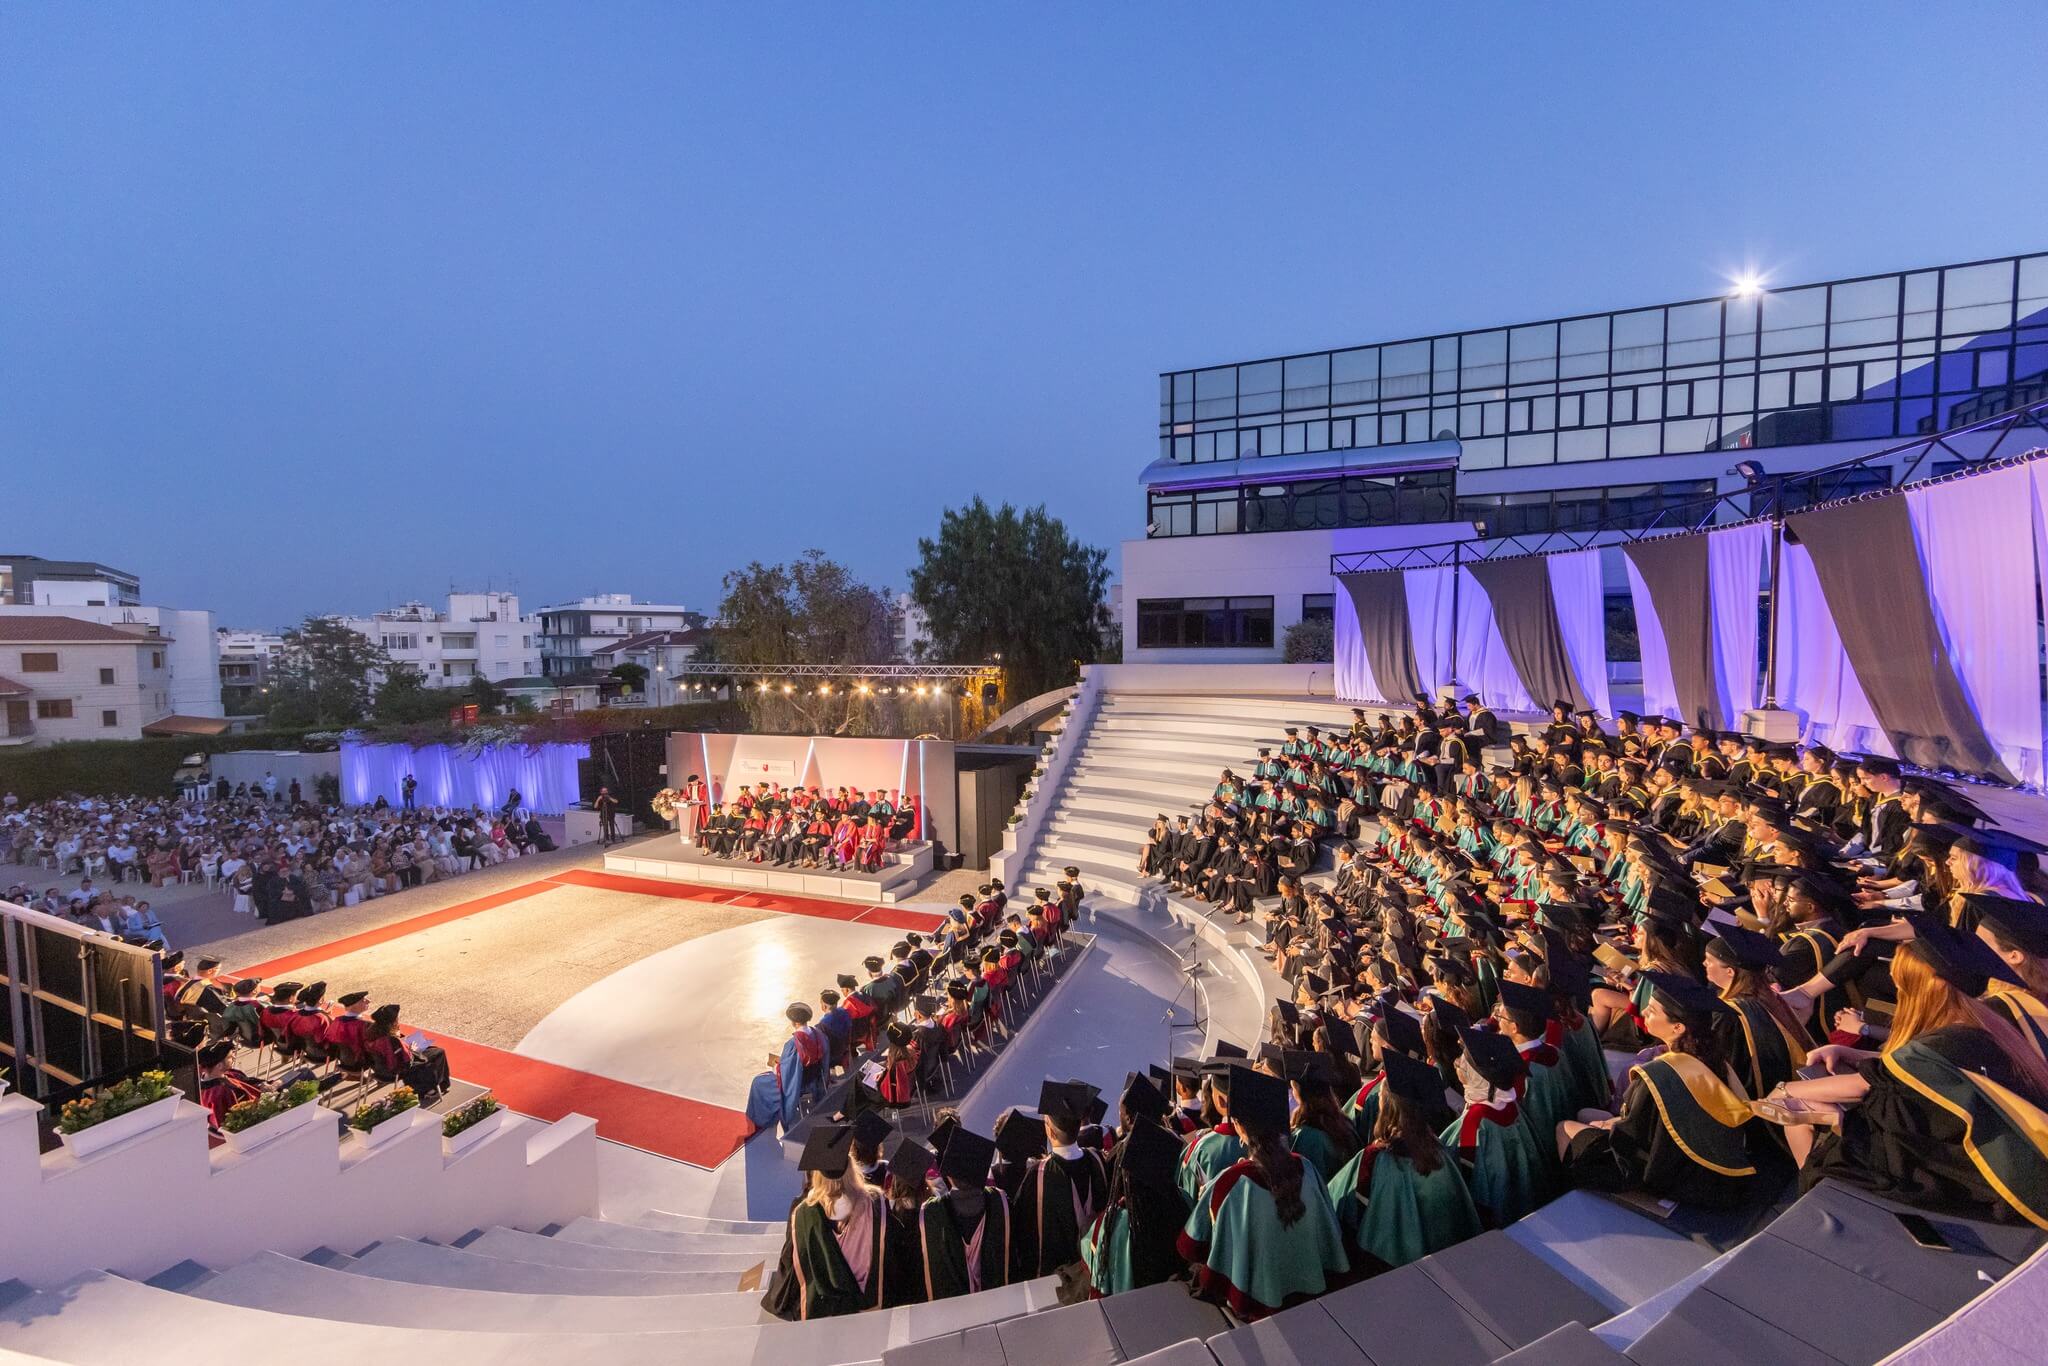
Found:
1623,555 -> 1678,723
1789,496 -> 2013,780
1456,567 -> 1535,713
1333,577 -> 1386,704
1467,556 -> 1594,714
1406,566 -> 1458,700
1548,548 -> 1612,720
1707,522 -> 1770,728
1772,541 -> 1894,758
1909,464 -> 2043,784
1337,570 -> 1418,704
342,740 -> 590,813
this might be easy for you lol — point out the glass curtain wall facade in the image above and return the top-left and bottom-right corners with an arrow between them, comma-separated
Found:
1157,253 -> 2048,480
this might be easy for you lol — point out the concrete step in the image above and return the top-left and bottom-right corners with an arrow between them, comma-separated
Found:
458,1226 -> 771,1275
551,1216 -> 785,1258
631,1210 -> 782,1237
1082,732 -> 1263,763
1045,812 -> 1151,847
180,1250 -> 769,1333
347,1237 -> 751,1297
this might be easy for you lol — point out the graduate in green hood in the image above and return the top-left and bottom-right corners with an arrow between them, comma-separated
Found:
773,1124 -> 887,1320
1559,971 -> 1782,1210
1492,976 -> 1574,1181
1327,1049 -> 1482,1274
1442,1024 -> 1549,1226
1178,1064 -> 1350,1320
1081,1074 -> 1191,1296
1178,1051 -> 1254,1203
917,1126 -> 1013,1300
1283,1050 -> 1361,1182
1012,1079 -> 1110,1277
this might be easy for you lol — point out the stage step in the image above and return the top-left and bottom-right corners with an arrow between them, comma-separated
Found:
456,1226 -> 772,1275
630,1210 -> 783,1237
177,1250 -> 770,1332
346,1237 -> 752,1296
549,1215 -> 786,1257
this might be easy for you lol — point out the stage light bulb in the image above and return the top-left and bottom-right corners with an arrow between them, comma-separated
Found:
818,684 -> 830,695
914,685 -> 927,696
757,681 -> 769,692
782,683 -> 795,694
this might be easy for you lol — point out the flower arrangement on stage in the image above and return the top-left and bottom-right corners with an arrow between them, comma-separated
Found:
442,1094 -> 502,1138
220,1079 -> 321,1133
57,1069 -> 175,1134
348,1086 -> 419,1132
650,787 -> 685,821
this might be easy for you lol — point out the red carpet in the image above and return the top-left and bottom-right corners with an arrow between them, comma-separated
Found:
227,863 -> 944,1168
431,1034 -> 757,1168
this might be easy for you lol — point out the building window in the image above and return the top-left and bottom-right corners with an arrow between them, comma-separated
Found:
1146,468 -> 1455,538
151,651 -> 164,669
1301,593 -> 1335,625
36,699 -> 73,720
20,652 -> 57,673
1136,597 -> 1275,649
101,709 -> 119,727
99,667 -> 116,685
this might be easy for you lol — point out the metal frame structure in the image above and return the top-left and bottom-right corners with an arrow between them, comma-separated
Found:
1330,394 -> 2048,574
0,899 -> 165,1101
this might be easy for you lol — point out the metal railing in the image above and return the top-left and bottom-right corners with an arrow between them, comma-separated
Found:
1330,393 -> 2048,574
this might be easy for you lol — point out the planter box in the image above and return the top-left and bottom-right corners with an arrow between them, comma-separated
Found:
442,1108 -> 507,1155
219,1097 -> 331,1154
351,1107 -> 420,1149
59,1094 -> 180,1160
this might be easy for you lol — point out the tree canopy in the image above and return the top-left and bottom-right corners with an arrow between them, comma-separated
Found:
264,616 -> 390,728
908,497 -> 1110,699
715,550 -> 899,733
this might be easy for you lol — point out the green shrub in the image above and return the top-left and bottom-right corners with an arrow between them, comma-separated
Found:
347,1086 -> 419,1132
57,1070 -> 175,1133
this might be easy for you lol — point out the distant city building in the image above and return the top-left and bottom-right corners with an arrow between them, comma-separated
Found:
335,590 -> 541,689
0,555 -> 142,608
890,593 -> 928,662
0,603 -> 222,725
590,628 -> 714,706
215,628 -> 286,713
537,594 -> 707,678
0,615 -> 190,745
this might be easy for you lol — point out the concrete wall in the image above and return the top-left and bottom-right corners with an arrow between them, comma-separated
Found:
0,603 -> 221,721
208,749 -> 341,795
0,633 -> 172,742
0,1092 -> 599,1289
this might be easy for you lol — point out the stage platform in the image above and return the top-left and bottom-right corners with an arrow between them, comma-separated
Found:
602,834 -> 936,903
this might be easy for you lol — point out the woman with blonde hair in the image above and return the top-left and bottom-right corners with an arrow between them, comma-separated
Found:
1778,924 -> 2048,1226
768,1125 -> 887,1320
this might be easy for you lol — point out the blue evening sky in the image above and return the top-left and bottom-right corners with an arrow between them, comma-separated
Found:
4,3 -> 2043,627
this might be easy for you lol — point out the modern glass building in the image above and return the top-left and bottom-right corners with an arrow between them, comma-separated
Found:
1124,251 -> 2048,659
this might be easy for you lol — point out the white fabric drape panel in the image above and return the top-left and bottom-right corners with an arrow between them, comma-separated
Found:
1405,566 -> 1456,698
342,741 -> 589,813
1332,579 -> 1384,703
1455,567 -> 1536,712
1547,549 -> 1613,719
1910,465 -> 2043,784
1771,543 -> 1893,755
1706,522 -> 1770,728
1624,556 -> 1679,722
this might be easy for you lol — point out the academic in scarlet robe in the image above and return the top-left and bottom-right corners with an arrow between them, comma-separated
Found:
1325,1139 -> 1482,1273
786,1192 -> 887,1319
918,1189 -> 1012,1300
1013,1148 -> 1109,1276
1802,1027 -> 2048,1228
1564,1051 -> 1777,1210
1175,1155 -> 1350,1320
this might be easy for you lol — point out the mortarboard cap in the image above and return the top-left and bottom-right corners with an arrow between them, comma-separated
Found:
337,990 -> 369,1008
233,977 -> 260,995
849,1109 -> 893,1151
1115,1119 -> 1183,1189
884,1133 -> 935,1180
928,1113 -> 959,1158
1968,895 -> 2048,959
197,1039 -> 234,1068
1639,970 -> 1726,1026
1424,995 -> 1470,1037
370,1003 -> 400,1026
1705,924 -> 1783,971
798,1124 -> 855,1175
1495,976 -> 1555,1021
914,995 -> 943,1017
1037,1079 -> 1089,1125
1224,1064 -> 1289,1131
993,1108 -> 1048,1161
1119,1070 -> 1168,1122
295,980 -> 326,1006
1910,916 -> 2021,995
1380,1048 -> 1447,1106
1211,1040 -> 1249,1061
1459,1027 -> 1526,1091
939,1127 -> 995,1187
1377,1008 -> 1425,1058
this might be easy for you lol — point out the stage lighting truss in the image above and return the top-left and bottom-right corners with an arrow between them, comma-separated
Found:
663,661 -> 999,702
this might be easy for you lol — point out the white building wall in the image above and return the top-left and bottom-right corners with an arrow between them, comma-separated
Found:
0,634 -> 171,741
1118,520 -> 1466,664
0,604 -> 214,723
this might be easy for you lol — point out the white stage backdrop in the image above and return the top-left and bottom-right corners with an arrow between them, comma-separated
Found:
1772,544 -> 1893,757
1911,464 -> 2042,784
1548,549 -> 1613,720
1332,581 -> 1383,704
341,741 -> 590,814
1406,566 -> 1456,698
1623,555 -> 1679,724
1707,521 -> 1770,728
1455,567 -> 1535,713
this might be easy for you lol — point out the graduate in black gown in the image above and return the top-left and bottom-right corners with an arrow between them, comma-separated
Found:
1079,1072 -> 1191,1296
1012,1080 -> 1111,1277
879,1133 -> 933,1308
990,1107 -> 1046,1203
1559,972 -> 1786,1210
764,1125 -> 887,1321
918,1127 -> 1013,1300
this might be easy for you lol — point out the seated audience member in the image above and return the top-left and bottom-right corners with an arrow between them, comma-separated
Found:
1081,1073 -> 1190,1296
880,1133 -> 933,1308
1013,1080 -> 1111,1277
1177,1064 -> 1350,1320
919,1127 -> 1013,1298
767,1125 -> 886,1321
1327,1048 -> 1482,1273
361,1002 -> 451,1101
195,1038 -> 262,1130
1445,1025 -> 1548,1226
